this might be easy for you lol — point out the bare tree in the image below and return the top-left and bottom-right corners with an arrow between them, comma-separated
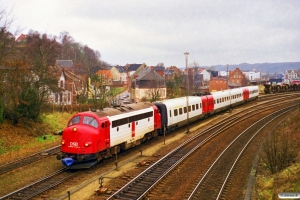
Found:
0,9 -> 21,123
166,75 -> 183,99
89,70 -> 112,110
262,115 -> 299,174
0,9 -> 20,65
19,31 -> 61,120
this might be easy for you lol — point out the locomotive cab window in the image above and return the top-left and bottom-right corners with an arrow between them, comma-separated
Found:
68,116 -> 81,126
82,116 -> 98,128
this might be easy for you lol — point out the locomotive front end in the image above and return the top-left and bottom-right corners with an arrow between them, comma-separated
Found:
56,113 -> 102,168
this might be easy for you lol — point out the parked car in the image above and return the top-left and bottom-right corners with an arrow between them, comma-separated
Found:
123,100 -> 130,104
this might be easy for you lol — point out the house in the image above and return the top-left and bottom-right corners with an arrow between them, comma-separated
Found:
109,66 -> 121,82
285,69 -> 298,79
153,66 -> 165,77
56,60 -> 74,69
125,63 -> 147,98
113,65 -> 127,84
124,63 -> 146,77
209,77 -> 228,92
207,69 -> 219,78
284,69 -> 298,84
48,60 -> 85,105
197,68 -> 211,82
50,67 -> 84,105
243,70 -> 261,82
164,66 -> 182,81
132,67 -> 166,102
228,68 -> 247,88
16,34 -> 28,42
95,69 -> 113,86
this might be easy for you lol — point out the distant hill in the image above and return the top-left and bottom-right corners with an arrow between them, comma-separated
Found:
206,62 -> 300,74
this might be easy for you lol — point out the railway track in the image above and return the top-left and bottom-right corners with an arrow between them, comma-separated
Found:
188,106 -> 296,200
105,99 -> 299,199
0,167 -> 75,200
0,145 -> 61,175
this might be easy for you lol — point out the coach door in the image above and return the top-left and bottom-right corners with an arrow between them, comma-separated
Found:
207,95 -> 214,112
201,96 -> 208,114
131,121 -> 135,138
243,88 -> 249,101
100,119 -> 110,149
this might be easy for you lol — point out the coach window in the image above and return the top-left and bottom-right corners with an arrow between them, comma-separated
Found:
200,103 -> 202,108
117,127 -> 119,131
188,106 -> 191,112
214,100 -> 216,104
128,124 -> 130,128
174,109 -> 178,116
196,104 -> 199,110
192,105 -> 195,111
148,118 -> 150,121
179,108 -> 183,115
184,107 -> 187,113
136,121 -> 138,125
169,110 -> 172,117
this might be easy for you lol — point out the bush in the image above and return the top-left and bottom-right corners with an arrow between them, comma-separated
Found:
262,114 -> 300,174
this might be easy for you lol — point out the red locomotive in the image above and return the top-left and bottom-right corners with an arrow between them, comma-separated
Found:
56,102 -> 161,168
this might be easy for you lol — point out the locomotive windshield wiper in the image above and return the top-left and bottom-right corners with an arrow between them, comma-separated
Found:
89,118 -> 95,125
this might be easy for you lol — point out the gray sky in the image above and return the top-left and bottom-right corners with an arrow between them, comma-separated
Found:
1,0 -> 300,68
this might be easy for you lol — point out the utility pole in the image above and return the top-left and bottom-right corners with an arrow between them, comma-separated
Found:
184,52 -> 190,133
227,64 -> 229,89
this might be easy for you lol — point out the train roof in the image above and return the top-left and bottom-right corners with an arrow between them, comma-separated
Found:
87,102 -> 155,117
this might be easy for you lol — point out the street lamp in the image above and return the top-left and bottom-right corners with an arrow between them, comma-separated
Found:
184,52 -> 190,133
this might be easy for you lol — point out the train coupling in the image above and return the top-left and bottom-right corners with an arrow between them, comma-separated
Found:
62,157 -> 75,166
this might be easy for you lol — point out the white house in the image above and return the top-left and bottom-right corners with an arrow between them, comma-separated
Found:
243,71 -> 261,81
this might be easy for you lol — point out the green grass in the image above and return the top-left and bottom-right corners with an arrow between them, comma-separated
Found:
40,112 -> 74,133
109,87 -> 126,96
35,134 -> 56,142
0,139 -> 7,154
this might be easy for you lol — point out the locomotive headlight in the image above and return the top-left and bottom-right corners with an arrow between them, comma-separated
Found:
61,140 -> 65,145
85,141 -> 92,147
73,127 -> 77,132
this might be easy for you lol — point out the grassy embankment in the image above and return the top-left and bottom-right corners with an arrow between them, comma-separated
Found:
253,111 -> 300,199
0,112 -> 73,162
0,86 -> 126,158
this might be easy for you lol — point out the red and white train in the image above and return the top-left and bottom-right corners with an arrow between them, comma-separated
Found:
56,86 -> 259,168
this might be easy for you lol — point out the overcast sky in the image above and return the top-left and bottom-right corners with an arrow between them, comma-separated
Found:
1,0 -> 300,68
